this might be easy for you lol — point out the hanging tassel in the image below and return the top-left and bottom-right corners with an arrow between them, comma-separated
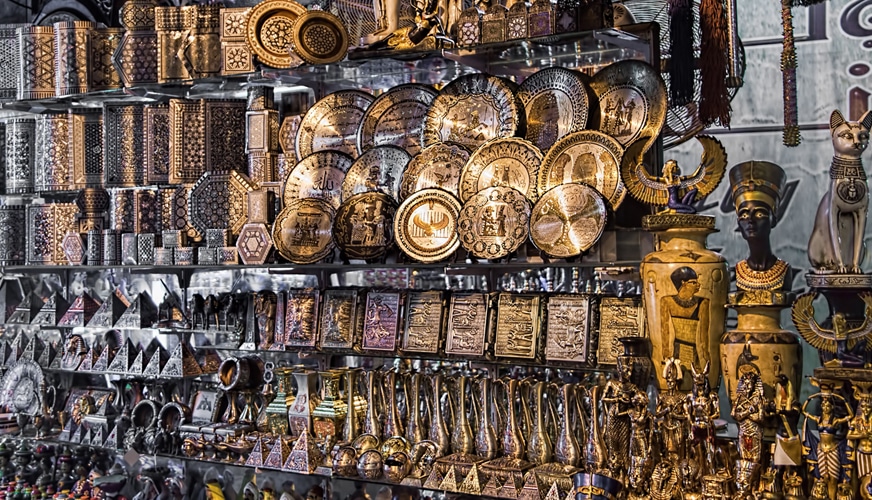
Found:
699,0 -> 731,127
668,0 -> 694,106
781,0 -> 800,146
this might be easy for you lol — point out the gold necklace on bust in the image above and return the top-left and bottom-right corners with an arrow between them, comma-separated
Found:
736,258 -> 788,291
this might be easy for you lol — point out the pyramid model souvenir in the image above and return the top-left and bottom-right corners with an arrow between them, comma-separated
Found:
0,280 -> 24,324
161,342 -> 202,378
6,332 -> 27,366
57,292 -> 102,327
92,345 -> 113,372
107,339 -> 136,373
283,429 -> 322,474
142,344 -> 169,377
79,345 -> 100,372
499,476 -> 522,499
196,348 -> 221,374
19,335 -> 44,362
87,289 -> 130,328
90,426 -> 104,447
441,466 -> 459,492
458,463 -> 484,495
58,420 -> 73,442
519,473 -> 542,500
103,425 -> 119,449
127,348 -> 145,375
423,467 -> 444,489
543,482 -> 562,500
115,291 -> 159,329
79,428 -> 91,445
245,436 -> 267,467
36,340 -> 55,368
264,435 -> 291,470
47,342 -> 63,370
31,293 -> 71,326
481,476 -> 503,498
8,293 -> 44,324
70,424 -> 83,444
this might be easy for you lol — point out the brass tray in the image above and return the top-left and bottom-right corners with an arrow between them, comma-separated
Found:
529,182 -> 607,258
458,186 -> 530,260
341,145 -> 411,202
245,0 -> 308,68
517,67 -> 591,152
459,137 -> 542,202
290,10 -> 349,65
188,171 -> 258,237
400,143 -> 468,201
588,60 -> 667,156
422,74 -> 525,152
394,188 -> 462,263
333,191 -> 397,260
537,130 -> 624,208
297,90 -> 374,160
272,197 -> 336,264
357,83 -> 437,156
282,151 -> 354,209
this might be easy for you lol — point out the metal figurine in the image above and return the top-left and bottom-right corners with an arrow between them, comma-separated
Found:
602,362 -> 638,473
731,370 -> 765,463
687,361 -> 719,478
655,358 -> 689,463
792,291 -> 872,367
621,392 -> 653,498
808,109 -> 872,274
849,382 -> 872,479
802,379 -> 854,500
774,374 -> 802,466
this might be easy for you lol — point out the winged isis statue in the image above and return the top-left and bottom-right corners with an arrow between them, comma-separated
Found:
791,291 -> 872,367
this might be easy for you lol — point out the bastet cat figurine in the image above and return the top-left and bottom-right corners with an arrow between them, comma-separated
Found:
807,109 -> 872,274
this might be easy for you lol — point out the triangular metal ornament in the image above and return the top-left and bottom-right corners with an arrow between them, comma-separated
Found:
8,293 -> 43,324
32,293 -> 71,326
80,346 -> 99,372
441,465 -> 459,492
424,468 -> 444,489
19,335 -> 44,362
58,420 -> 73,442
458,463 -> 484,495
90,426 -> 104,447
245,437 -> 266,468
562,487 -> 573,500
87,290 -> 129,328
104,425 -> 118,449
92,345 -> 112,372
0,280 -> 24,324
518,473 -> 542,500
6,332 -> 26,366
196,348 -> 221,374
283,429 -> 322,474
58,292 -> 102,328
36,341 -> 55,368
107,339 -> 135,373
264,436 -> 291,470
482,476 -> 503,498
161,342 -> 202,378
142,346 -> 168,377
127,348 -> 145,375
115,291 -> 159,329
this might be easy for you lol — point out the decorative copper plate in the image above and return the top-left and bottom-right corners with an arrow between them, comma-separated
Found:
342,145 -> 410,203
272,197 -> 336,264
188,171 -> 258,237
458,186 -> 530,260
529,182 -> 607,258
537,130 -> 624,208
394,188 -> 461,263
333,192 -> 397,260
493,293 -> 542,360
459,137 -> 542,202
357,84 -> 437,156
588,60 -> 667,155
245,0 -> 307,68
422,74 -> 525,152
517,67 -> 591,152
282,151 -> 353,209
445,292 -> 490,357
296,90 -> 374,160
400,143 -> 469,201
290,10 -> 349,65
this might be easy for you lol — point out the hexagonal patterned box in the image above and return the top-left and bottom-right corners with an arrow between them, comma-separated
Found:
62,232 -> 85,265
236,223 -> 272,265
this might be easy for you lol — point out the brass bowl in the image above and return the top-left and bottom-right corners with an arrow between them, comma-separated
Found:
380,436 -> 411,457
356,449 -> 384,480
383,451 -> 412,483
332,446 -> 358,477
352,433 -> 380,455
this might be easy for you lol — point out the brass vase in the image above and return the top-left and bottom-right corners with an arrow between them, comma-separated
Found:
341,368 -> 362,443
640,216 -> 728,390
288,370 -> 320,437
526,380 -> 553,465
554,383 -> 581,467
583,385 -> 607,472
312,370 -> 348,445
451,374 -> 475,455
427,373 -> 450,456
383,370 -> 404,438
363,370 -> 382,438
499,377 -> 526,459
404,373 -> 427,445
473,377 -> 498,460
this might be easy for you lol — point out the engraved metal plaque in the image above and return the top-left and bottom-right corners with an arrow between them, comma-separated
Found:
544,294 -> 593,364
362,291 -> 401,352
401,290 -> 444,354
319,289 -> 359,351
284,289 -> 321,349
445,292 -> 490,357
597,296 -> 644,365
494,293 -> 541,360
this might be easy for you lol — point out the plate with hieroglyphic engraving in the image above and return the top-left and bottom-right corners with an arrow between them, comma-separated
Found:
530,182 -> 607,258
297,89 -> 374,160
319,288 -> 359,350
544,294 -> 594,364
458,186 -> 530,260
333,192 -> 397,260
284,288 -> 321,349
493,293 -> 541,360
537,130 -> 624,208
341,146 -> 410,203
401,290 -> 444,354
394,188 -> 461,263
272,197 -> 335,264
362,290 -> 402,352
445,292 -> 490,357
358,84 -> 437,156
400,143 -> 468,201
282,150 -> 353,209
459,137 -> 542,202
517,67 -> 591,152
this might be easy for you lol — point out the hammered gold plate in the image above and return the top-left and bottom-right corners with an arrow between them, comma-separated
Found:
459,137 -> 542,203
537,130 -> 624,208
272,197 -> 336,264
291,10 -> 349,65
245,0 -> 307,68
282,151 -> 354,209
530,182 -> 607,258
458,186 -> 531,260
394,188 -> 462,263
341,145 -> 410,202
517,67 -> 591,152
297,89 -> 374,160
358,84 -> 437,156
400,143 -> 469,201
333,192 -> 398,260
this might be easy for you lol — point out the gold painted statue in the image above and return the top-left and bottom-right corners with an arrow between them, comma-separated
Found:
654,358 -> 689,463
731,370 -> 765,463
802,379 -> 855,500
849,382 -> 872,480
792,291 -> 872,367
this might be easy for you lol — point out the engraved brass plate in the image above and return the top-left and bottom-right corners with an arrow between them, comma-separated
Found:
362,291 -> 402,352
537,130 -> 623,208
422,74 -> 525,152
529,183 -> 607,258
284,288 -> 321,349
400,143 -> 468,201
458,186 -> 530,260
517,67 -> 590,152
341,145 -> 410,202
357,83 -> 437,156
445,292 -> 490,357
245,0 -> 307,68
597,296 -> 644,365
544,294 -> 593,364
297,90 -> 374,160
459,137 -> 542,202
493,293 -> 541,359
282,150 -> 353,209
333,192 -> 397,260
395,188 -> 461,263
402,290 -> 444,354
290,10 -> 349,65
319,289 -> 359,350
272,197 -> 335,264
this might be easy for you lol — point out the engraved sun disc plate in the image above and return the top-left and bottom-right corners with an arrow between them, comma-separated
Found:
530,183 -> 607,258
188,171 -> 258,237
283,151 -> 353,209
245,0 -> 307,68
394,188 -> 462,263
400,143 -> 469,201
517,67 -> 591,152
459,137 -> 542,203
341,145 -> 411,203
422,74 -> 525,152
358,84 -> 437,156
333,192 -> 397,260
290,10 -> 349,65
588,60 -> 667,153
272,197 -> 336,264
458,186 -> 531,260
537,130 -> 624,208
297,90 -> 374,160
